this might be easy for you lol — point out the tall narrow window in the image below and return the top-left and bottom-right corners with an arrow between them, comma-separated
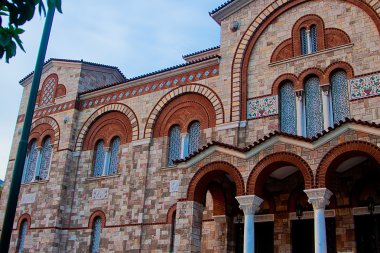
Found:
279,82 -> 297,134
300,28 -> 308,55
169,211 -> 176,253
108,137 -> 120,175
310,25 -> 317,53
331,71 -> 349,124
38,137 -> 52,180
188,121 -> 200,155
90,217 -> 102,253
17,220 -> 28,253
40,77 -> 57,106
93,141 -> 105,177
168,125 -> 181,166
23,140 -> 38,183
305,77 -> 324,137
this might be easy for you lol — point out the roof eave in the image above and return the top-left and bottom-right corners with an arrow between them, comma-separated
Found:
210,0 -> 256,25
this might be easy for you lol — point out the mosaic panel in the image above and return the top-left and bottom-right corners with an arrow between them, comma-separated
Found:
349,73 -> 380,100
247,95 -> 278,119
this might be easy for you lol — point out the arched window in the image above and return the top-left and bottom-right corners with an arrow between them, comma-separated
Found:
40,75 -> 57,106
16,220 -> 28,253
331,70 -> 349,124
169,210 -> 176,253
300,25 -> 318,55
93,141 -> 105,177
38,137 -> 52,180
168,125 -> 181,166
108,137 -> 120,175
188,121 -> 200,155
23,140 -> 38,183
279,82 -> 297,134
90,217 -> 102,253
305,77 -> 324,137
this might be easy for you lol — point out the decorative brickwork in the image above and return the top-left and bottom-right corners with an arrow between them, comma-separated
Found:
30,117 -> 60,150
316,140 -> 380,188
232,0 -> 380,121
88,210 -> 106,228
16,213 -> 31,230
246,152 -> 314,196
76,103 -> 138,151
145,84 -> 224,138
187,161 -> 245,203
166,204 -> 177,224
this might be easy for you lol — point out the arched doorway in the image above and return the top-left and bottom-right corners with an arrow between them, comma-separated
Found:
318,141 -> 380,253
184,162 -> 245,253
247,152 -> 315,253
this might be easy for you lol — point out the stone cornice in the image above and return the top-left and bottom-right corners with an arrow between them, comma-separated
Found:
210,0 -> 256,24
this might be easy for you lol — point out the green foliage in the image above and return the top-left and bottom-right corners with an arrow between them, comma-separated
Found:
0,0 -> 62,63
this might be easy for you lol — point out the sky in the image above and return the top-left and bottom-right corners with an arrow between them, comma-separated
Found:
0,0 -> 225,180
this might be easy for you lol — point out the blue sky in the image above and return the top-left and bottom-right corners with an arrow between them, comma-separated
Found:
0,0 -> 225,180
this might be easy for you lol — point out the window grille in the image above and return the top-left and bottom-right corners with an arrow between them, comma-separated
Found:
93,141 -> 105,177
300,28 -> 308,55
305,77 -> 324,137
90,217 -> 102,253
108,137 -> 120,175
168,126 -> 181,166
188,121 -> 200,155
24,141 -> 38,183
40,77 -> 56,106
331,71 -> 349,124
279,82 -> 297,134
310,25 -> 318,53
38,137 -> 52,180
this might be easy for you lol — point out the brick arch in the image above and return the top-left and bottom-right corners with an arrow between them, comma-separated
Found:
88,210 -> 106,228
166,204 -> 177,224
208,183 -> 227,216
298,67 -> 327,87
324,61 -> 355,80
247,152 -> 314,196
316,141 -> 380,188
144,84 -> 224,139
187,161 -> 245,205
75,103 -> 139,151
38,73 -> 58,106
16,213 -> 31,230
272,73 -> 299,95
30,116 -> 60,150
231,0 -> 380,121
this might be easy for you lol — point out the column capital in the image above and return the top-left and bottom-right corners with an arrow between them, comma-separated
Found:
304,188 -> 333,210
236,195 -> 263,215
296,90 -> 304,99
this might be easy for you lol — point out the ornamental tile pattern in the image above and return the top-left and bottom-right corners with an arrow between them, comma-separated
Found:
349,72 -> 380,100
247,95 -> 278,119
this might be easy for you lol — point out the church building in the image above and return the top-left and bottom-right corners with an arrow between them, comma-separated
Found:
1,0 -> 380,252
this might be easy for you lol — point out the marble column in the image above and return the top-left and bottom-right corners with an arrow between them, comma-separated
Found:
321,86 -> 331,130
304,188 -> 333,253
296,91 -> 304,136
236,195 -> 263,253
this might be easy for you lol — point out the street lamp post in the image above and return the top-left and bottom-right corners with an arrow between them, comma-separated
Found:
0,6 -> 55,252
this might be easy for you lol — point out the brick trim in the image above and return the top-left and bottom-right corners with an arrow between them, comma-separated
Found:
316,140 -> 380,188
16,213 -> 31,230
166,204 -> 177,224
246,152 -> 314,196
272,73 -> 299,95
75,103 -> 139,151
38,73 -> 58,107
324,61 -> 355,80
187,161 -> 245,203
144,84 -> 225,139
30,116 -> 60,150
231,0 -> 380,121
88,210 -> 106,228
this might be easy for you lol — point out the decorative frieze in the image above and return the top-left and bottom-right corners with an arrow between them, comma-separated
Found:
92,188 -> 109,200
349,73 -> 380,100
247,95 -> 278,119
20,193 -> 36,204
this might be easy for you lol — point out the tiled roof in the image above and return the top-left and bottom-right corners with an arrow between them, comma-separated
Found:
174,118 -> 380,163
79,55 -> 220,95
19,58 -> 127,84
209,0 -> 236,15
182,46 -> 220,58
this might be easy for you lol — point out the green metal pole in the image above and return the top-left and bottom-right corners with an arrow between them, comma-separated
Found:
0,6 -> 55,252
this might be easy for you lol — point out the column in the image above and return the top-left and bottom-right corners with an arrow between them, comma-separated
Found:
304,188 -> 333,253
102,147 -> 110,175
33,147 -> 42,180
296,91 -> 304,136
213,215 -> 229,252
321,86 -> 331,130
236,195 -> 263,253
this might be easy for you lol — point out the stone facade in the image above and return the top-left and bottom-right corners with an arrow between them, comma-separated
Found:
2,0 -> 380,252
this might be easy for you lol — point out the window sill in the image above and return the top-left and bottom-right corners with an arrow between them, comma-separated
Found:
21,179 -> 49,186
161,165 -> 178,171
86,173 -> 121,182
269,43 -> 354,67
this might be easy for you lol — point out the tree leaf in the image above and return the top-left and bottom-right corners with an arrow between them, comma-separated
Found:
0,30 -> 11,47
